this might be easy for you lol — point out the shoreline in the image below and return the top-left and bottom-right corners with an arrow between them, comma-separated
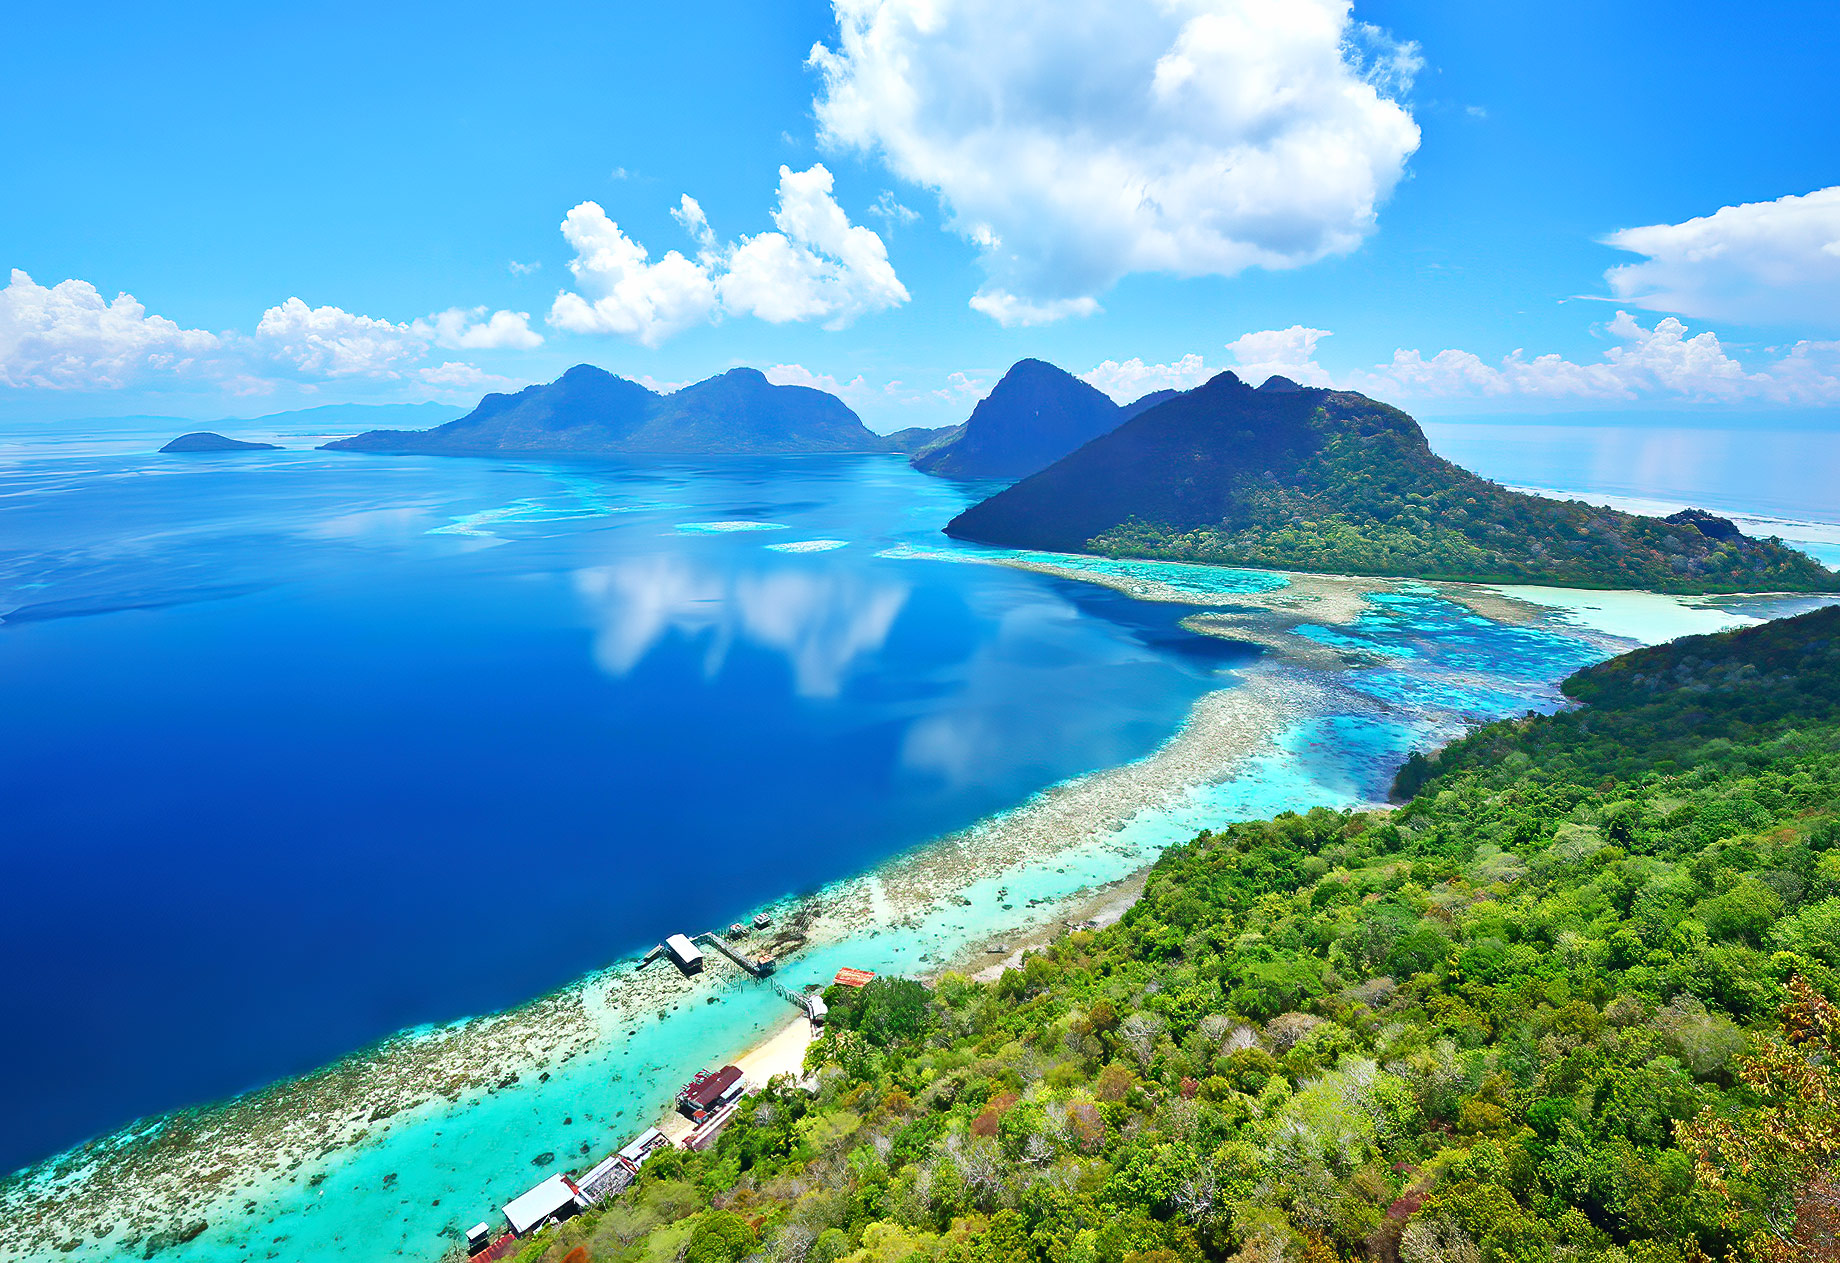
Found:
2,555 -> 1774,1263
0,660 -> 1338,1263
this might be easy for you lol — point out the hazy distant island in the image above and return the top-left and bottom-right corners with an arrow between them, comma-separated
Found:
318,358 -> 1168,474
324,365 -> 894,456
910,358 -> 1175,479
881,424 -> 958,456
947,370 -> 1840,594
158,432 -> 282,453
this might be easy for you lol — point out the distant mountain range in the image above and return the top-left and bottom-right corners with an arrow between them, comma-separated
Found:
946,371 -> 1840,595
323,366 -> 891,456
228,401 -> 467,434
910,359 -> 1171,479
313,359 -> 1167,472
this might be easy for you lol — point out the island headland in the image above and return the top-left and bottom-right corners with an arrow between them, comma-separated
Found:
945,369 -> 1840,594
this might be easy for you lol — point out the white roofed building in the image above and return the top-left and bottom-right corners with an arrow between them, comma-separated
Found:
502,1173 -> 584,1236
664,934 -> 703,974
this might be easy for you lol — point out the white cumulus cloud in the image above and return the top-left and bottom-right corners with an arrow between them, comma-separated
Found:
967,293 -> 1102,328
810,0 -> 1422,321
720,165 -> 910,327
764,362 -> 871,404
413,306 -> 543,350
1603,186 -> 1840,326
0,271 -> 549,396
549,202 -> 720,347
1360,312 -> 1757,401
550,164 -> 907,346
1082,353 -> 1214,401
0,269 -> 220,389
1227,325 -> 1336,387
1092,312 -> 1840,407
252,298 -> 429,377
417,361 -> 519,392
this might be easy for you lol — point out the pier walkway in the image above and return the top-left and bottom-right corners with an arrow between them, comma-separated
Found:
691,930 -> 775,976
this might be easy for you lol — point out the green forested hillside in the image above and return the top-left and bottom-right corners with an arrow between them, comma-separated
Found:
944,373 -> 1839,594
497,606 -> 1840,1263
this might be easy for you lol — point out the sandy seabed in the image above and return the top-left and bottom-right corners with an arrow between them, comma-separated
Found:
4,554 -> 1741,1263
0,659 -> 1329,1263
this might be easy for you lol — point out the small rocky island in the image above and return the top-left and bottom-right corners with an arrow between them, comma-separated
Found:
159,432 -> 282,453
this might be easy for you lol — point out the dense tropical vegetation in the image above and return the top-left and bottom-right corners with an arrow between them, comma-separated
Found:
494,606 -> 1840,1263
945,373 -> 1840,594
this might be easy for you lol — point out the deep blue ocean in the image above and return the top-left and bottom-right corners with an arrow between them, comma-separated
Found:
0,441 -> 1257,1176
6,416 -> 1835,1188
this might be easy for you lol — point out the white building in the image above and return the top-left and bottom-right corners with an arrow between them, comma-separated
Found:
664,933 -> 703,974
502,1174 -> 584,1237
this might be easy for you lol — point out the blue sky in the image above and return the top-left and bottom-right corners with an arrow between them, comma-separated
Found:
4,0 -> 1838,431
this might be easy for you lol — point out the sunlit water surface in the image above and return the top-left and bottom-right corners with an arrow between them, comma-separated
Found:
4,420 -> 1823,1261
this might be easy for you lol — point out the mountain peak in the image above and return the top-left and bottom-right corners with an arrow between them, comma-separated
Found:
911,358 -> 1130,479
321,364 -> 884,457
557,363 -> 623,384
943,382 -> 1838,595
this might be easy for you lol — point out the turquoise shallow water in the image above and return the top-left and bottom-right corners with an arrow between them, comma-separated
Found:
0,432 -> 1661,1262
23,707 -> 1442,1263
1,448 -> 1277,1181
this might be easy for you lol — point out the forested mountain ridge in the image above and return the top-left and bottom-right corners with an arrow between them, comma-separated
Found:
322,365 -> 889,456
489,610 -> 1840,1261
944,372 -> 1839,595
1396,602 -> 1840,793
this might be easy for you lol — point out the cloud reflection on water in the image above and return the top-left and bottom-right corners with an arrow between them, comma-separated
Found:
573,555 -> 908,698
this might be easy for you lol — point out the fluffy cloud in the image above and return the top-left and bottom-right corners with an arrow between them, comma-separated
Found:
1603,186 -> 1840,326
1360,312 -> 1757,401
1226,325 -> 1335,387
550,164 -> 907,346
867,191 -> 919,230
810,0 -> 1421,321
967,293 -> 1102,328
413,306 -> 543,350
1082,353 -> 1214,401
0,269 -> 220,389
0,270 -> 541,395
930,371 -> 986,404
1082,328 -> 1333,401
253,298 -> 429,377
417,361 -> 518,392
1087,312 -> 1840,406
764,362 -> 871,404
255,299 -> 539,377
549,202 -> 720,347
720,165 -> 909,327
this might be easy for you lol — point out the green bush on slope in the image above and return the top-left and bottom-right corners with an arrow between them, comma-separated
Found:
508,606 -> 1840,1263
